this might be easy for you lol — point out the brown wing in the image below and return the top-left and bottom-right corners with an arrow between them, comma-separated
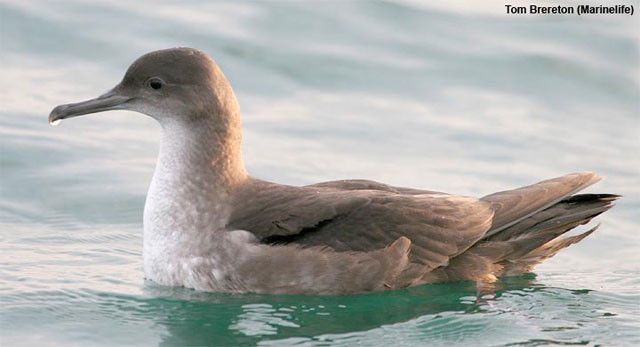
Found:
481,172 -> 602,237
307,179 -> 443,195
309,173 -> 602,235
228,178 -> 494,272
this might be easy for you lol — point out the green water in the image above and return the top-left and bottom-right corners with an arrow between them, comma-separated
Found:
1,0 -> 639,346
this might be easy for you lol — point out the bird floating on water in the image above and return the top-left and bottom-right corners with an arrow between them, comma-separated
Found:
49,48 -> 618,295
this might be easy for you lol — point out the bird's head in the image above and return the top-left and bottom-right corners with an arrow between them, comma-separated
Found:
49,47 -> 239,127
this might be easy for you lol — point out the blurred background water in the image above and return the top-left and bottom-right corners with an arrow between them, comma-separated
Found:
1,0 -> 639,346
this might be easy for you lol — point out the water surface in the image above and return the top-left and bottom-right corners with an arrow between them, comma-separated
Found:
1,0 -> 639,346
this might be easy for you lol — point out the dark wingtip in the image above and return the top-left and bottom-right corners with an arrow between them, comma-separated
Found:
562,193 -> 621,204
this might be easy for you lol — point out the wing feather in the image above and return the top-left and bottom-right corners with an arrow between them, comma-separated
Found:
227,172 -> 603,276
481,172 -> 601,237
229,179 -> 493,271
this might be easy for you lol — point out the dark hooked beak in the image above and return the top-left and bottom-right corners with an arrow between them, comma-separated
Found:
48,88 -> 132,125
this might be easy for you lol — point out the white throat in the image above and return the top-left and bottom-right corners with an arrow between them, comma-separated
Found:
141,120 -> 246,284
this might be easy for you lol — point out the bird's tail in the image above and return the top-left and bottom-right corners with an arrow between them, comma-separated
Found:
424,194 -> 619,285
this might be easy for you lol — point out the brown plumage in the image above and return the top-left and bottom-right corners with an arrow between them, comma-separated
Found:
228,173 -> 618,290
49,47 -> 619,295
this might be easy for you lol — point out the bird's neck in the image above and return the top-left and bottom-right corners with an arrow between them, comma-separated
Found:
142,116 -> 248,278
155,117 -> 247,187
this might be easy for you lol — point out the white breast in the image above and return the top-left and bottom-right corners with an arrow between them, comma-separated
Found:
142,135 -> 232,288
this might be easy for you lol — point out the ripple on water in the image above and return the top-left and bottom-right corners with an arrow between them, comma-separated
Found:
1,0 -> 639,346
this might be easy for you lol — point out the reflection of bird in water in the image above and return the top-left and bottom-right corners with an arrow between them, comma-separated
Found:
145,275 -> 550,345
49,47 -> 618,295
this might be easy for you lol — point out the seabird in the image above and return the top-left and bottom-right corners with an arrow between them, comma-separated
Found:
49,47 -> 618,295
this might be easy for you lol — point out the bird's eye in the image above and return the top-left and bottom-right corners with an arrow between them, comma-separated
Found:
147,78 -> 163,90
